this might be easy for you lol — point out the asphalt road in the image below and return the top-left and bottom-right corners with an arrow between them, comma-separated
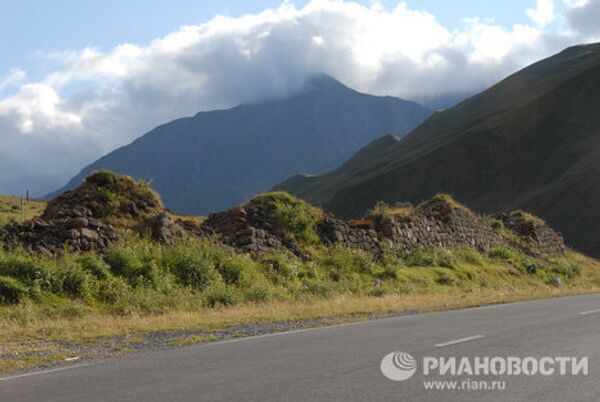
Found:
2,294 -> 600,402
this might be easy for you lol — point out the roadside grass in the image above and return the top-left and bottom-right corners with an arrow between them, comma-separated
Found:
0,196 -> 46,227
0,234 -> 599,374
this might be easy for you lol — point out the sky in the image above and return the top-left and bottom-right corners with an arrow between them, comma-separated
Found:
0,0 -> 599,196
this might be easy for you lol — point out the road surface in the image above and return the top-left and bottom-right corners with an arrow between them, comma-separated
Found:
2,294 -> 600,401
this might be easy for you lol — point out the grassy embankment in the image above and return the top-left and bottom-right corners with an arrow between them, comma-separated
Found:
0,182 -> 599,374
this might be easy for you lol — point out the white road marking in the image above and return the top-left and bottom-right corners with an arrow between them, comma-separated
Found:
435,335 -> 485,348
0,364 -> 90,382
469,304 -> 502,311
579,309 -> 600,316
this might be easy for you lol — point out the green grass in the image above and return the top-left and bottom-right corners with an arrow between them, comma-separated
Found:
0,195 -> 46,227
253,192 -> 323,245
418,193 -> 470,211
0,235 -> 598,373
509,210 -> 546,225
368,201 -> 414,218
0,234 -> 598,331
1,233 -> 597,317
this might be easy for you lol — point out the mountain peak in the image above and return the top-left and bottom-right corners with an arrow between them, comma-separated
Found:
300,74 -> 353,94
48,76 -> 430,215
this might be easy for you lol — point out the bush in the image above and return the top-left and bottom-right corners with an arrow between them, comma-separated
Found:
321,246 -> 377,282
260,252 -> 300,284
302,278 -> 334,297
453,248 -> 485,266
77,255 -> 111,279
97,276 -> 130,304
57,267 -> 94,299
406,249 -> 457,269
254,192 -> 322,245
549,262 -> 582,280
213,253 -> 245,286
488,246 -> 514,260
0,276 -> 27,304
204,285 -> 240,308
0,255 -> 54,289
242,283 -> 275,303
434,269 -> 458,286
104,245 -> 161,287
168,249 -> 220,290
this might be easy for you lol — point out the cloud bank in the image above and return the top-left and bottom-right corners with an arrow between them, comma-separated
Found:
0,0 -> 599,196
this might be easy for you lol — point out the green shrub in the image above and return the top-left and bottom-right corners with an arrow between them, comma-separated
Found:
549,262 -> 582,280
204,285 -> 240,308
434,269 -> 458,286
321,246 -> 376,282
0,255 -> 54,289
261,252 -> 300,284
453,248 -> 485,266
97,276 -> 130,304
77,255 -> 111,279
406,249 -> 435,267
169,249 -> 220,290
368,286 -> 390,297
0,276 -> 27,304
254,192 -> 322,245
242,283 -> 275,303
104,245 -> 161,287
57,267 -> 94,299
302,278 -> 334,297
488,246 -> 514,260
406,249 -> 457,269
213,253 -> 245,285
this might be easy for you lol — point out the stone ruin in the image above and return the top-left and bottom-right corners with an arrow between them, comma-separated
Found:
0,172 -> 567,259
496,211 -> 566,255
317,198 -> 506,257
204,196 -> 566,258
0,172 -> 183,255
200,197 -> 307,258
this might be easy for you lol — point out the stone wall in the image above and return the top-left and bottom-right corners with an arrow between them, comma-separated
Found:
197,197 -> 567,258
318,199 -> 506,257
497,212 -> 566,255
1,185 -> 567,259
0,215 -> 117,256
201,199 -> 306,258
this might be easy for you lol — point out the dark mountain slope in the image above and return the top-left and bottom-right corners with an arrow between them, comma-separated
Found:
49,75 -> 430,215
276,44 -> 600,256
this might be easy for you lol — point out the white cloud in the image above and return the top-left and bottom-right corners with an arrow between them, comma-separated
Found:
527,0 -> 556,28
0,69 -> 26,93
0,0 -> 598,196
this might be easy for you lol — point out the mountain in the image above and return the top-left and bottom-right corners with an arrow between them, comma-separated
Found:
276,43 -> 600,257
48,75 -> 430,215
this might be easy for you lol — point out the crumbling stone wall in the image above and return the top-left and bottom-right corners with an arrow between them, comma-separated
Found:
201,199 -> 305,257
0,214 -> 118,256
0,178 -> 567,259
318,199 -> 506,257
198,197 -> 567,258
497,212 -> 566,255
